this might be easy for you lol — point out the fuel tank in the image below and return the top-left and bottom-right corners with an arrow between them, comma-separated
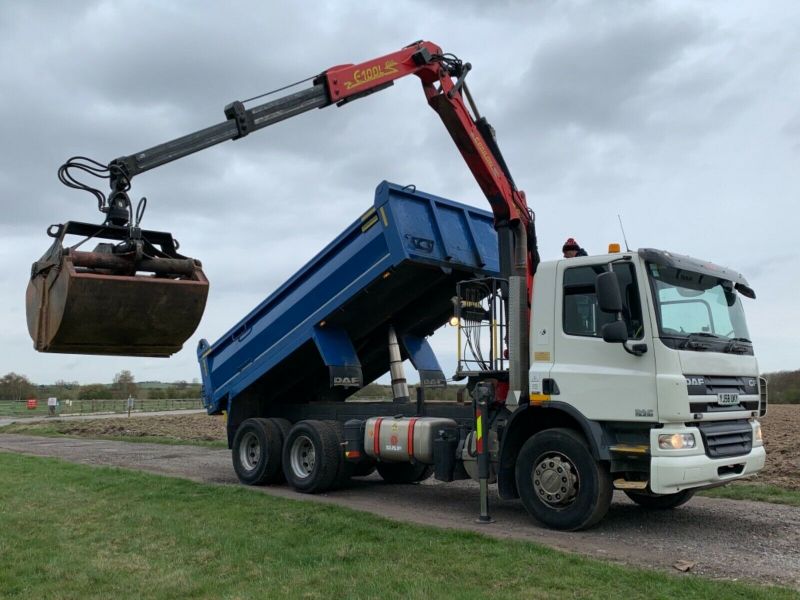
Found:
364,416 -> 457,464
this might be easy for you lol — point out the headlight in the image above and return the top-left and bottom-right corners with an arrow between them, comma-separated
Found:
658,433 -> 696,450
753,422 -> 763,446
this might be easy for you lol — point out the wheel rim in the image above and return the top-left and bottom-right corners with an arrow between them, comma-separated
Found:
239,431 -> 261,472
532,451 -> 579,507
289,435 -> 315,479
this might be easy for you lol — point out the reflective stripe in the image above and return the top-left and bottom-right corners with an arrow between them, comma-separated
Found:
476,411 -> 484,454
373,417 -> 384,457
407,417 -> 419,460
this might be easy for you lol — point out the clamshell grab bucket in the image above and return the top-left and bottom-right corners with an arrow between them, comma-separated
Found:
26,222 -> 209,357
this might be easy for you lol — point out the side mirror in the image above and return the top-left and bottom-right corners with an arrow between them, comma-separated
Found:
602,320 -> 629,343
596,271 -> 622,313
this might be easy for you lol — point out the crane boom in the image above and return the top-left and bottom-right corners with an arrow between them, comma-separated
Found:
30,41 -> 536,401
107,41 -> 538,278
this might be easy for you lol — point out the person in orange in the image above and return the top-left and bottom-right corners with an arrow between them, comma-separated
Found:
562,237 -> 588,258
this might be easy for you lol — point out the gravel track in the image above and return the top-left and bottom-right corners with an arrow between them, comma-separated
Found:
1,433 -> 798,590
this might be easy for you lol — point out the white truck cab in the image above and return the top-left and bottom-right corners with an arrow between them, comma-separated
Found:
528,248 -> 766,496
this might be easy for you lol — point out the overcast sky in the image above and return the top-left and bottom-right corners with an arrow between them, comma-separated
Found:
2,1 -> 798,385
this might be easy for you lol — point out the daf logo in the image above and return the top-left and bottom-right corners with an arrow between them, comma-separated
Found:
333,376 -> 360,386
685,377 -> 705,386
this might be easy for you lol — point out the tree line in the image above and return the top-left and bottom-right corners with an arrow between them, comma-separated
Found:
763,370 -> 800,404
0,371 -> 202,401
2,369 -> 798,403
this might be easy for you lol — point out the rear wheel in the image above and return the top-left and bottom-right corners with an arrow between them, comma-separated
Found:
269,417 -> 292,442
231,418 -> 283,485
376,462 -> 433,484
266,418 -> 292,483
625,489 -> 695,509
325,420 -> 355,489
282,420 -> 341,493
515,428 -> 612,531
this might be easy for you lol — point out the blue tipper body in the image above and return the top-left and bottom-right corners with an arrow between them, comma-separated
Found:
197,181 -> 500,415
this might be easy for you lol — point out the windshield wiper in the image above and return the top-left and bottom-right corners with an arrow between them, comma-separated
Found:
685,332 -> 722,350
725,337 -> 752,354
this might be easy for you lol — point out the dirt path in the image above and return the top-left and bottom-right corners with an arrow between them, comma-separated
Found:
1,434 -> 798,590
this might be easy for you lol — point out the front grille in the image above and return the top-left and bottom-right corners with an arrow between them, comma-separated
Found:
685,374 -> 759,415
697,420 -> 753,458
689,400 -> 758,413
685,374 -> 759,396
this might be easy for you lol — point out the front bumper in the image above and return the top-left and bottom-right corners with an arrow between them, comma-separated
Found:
650,445 -> 766,494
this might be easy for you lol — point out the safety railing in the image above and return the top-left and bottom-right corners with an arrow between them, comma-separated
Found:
0,397 -> 203,418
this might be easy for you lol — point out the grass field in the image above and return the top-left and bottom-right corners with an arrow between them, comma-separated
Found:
700,483 -> 800,507
0,453 -> 796,600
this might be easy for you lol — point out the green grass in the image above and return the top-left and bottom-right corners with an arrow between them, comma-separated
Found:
0,422 -> 226,448
699,483 -> 800,507
0,454 -> 796,599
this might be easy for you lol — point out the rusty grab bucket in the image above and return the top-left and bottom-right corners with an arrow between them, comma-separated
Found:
26,222 -> 209,357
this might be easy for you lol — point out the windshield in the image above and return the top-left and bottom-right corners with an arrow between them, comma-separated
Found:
647,263 -> 751,352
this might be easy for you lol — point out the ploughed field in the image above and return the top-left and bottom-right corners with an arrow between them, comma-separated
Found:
757,404 -> 799,490
5,405 -> 798,489
45,413 -> 229,445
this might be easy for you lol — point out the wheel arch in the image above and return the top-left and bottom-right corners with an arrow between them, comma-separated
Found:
497,401 -> 609,500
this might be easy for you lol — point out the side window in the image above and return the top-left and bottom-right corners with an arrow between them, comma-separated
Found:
563,263 -> 644,339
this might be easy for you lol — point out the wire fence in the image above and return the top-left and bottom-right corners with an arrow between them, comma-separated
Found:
0,397 -> 203,418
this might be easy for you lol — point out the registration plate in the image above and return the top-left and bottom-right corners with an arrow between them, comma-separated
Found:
717,392 -> 740,406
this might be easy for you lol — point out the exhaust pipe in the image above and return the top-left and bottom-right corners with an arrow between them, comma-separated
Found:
388,326 -> 409,403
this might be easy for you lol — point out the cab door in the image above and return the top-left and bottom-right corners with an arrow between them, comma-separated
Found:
549,258 -> 657,422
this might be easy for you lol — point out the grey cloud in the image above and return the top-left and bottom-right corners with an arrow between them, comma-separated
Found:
510,11 -> 708,136
3,1 -> 800,382
783,114 -> 800,151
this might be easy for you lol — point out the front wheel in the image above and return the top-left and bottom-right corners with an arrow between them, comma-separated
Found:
625,489 -> 695,509
515,428 -> 612,531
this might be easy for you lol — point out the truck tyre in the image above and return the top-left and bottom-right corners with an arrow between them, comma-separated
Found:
232,418 -> 283,486
324,420 -> 355,489
625,489 -> 695,509
269,417 -> 292,441
266,418 -> 292,483
376,462 -> 433,484
282,420 -> 341,493
515,428 -> 612,531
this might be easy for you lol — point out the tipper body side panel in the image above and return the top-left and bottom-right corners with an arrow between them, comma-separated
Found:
198,182 -> 499,414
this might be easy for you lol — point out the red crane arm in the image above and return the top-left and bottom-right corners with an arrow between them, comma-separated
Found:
96,41 -> 537,280
323,41 -> 530,232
